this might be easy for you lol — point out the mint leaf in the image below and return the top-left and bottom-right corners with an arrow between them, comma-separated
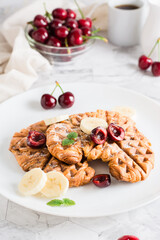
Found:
63,198 -> 76,206
67,132 -> 78,140
47,199 -> 63,207
62,138 -> 74,146
47,198 -> 76,207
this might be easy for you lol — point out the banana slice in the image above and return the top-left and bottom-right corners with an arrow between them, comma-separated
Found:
80,117 -> 108,135
44,115 -> 69,126
41,171 -> 69,198
18,168 -> 47,196
113,106 -> 136,118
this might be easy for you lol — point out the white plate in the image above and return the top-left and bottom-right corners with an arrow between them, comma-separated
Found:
0,83 -> 160,218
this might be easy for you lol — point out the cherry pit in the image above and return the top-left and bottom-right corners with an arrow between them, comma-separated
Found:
41,81 -> 75,109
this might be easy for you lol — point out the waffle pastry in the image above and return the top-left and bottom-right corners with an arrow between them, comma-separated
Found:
9,109 -> 155,185
9,120 -> 95,187
9,121 -> 51,171
46,109 -> 154,182
46,110 -> 106,164
44,157 -> 95,187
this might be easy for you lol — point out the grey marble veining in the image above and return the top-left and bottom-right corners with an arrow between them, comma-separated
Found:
0,0 -> 160,239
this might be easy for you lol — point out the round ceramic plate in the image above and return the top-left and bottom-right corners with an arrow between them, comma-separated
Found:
0,83 -> 160,217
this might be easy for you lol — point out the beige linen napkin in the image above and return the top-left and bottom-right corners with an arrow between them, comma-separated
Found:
0,0 -> 108,103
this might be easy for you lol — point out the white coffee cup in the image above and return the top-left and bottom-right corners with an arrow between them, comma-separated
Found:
108,0 -> 145,47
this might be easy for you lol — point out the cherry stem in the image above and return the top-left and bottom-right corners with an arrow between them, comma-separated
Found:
92,17 -> 96,22
64,38 -> 71,54
27,21 -> 37,30
148,39 -> 158,58
51,84 -> 58,96
83,35 -> 108,43
92,28 -> 101,35
74,0 -> 85,19
56,81 -> 64,94
43,2 -> 52,21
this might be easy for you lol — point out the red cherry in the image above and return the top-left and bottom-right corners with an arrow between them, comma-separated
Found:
41,94 -> 57,109
65,18 -> 78,29
27,131 -> 46,148
118,235 -> 139,240
66,9 -> 76,19
86,18 -> 92,28
33,15 -> 48,28
107,123 -> 125,141
58,92 -> 75,108
68,28 -> 83,46
52,8 -> 67,20
54,26 -> 69,38
138,55 -> 152,70
78,18 -> 92,28
81,26 -> 92,36
90,127 -> 107,145
92,174 -> 111,188
46,36 -> 61,47
49,19 -> 63,33
152,62 -> 160,76
32,27 -> 48,43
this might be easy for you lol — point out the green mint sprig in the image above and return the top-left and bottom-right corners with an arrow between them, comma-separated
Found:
47,198 -> 76,207
67,132 -> 78,139
62,132 -> 78,146
62,138 -> 75,146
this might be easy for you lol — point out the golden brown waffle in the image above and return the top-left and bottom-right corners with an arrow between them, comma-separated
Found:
105,111 -> 154,181
44,157 -> 95,187
46,111 -> 105,165
10,109 -> 155,184
46,120 -> 83,165
9,121 -> 51,171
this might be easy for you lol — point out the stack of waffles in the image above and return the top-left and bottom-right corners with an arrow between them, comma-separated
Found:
9,110 -> 154,187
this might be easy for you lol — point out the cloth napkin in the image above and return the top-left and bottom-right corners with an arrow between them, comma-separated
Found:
0,0 -> 108,103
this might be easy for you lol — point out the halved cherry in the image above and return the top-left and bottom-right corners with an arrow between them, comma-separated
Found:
107,123 -> 125,141
90,127 -> 107,145
93,174 -> 111,188
27,131 -> 46,148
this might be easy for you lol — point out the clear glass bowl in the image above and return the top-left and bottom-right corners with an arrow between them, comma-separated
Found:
25,25 -> 95,65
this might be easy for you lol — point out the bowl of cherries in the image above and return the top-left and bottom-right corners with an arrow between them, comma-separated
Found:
25,1 -> 107,65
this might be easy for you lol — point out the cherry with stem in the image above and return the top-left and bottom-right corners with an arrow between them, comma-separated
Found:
56,81 -> 75,108
152,38 -> 160,76
41,84 -> 58,109
138,38 -> 159,71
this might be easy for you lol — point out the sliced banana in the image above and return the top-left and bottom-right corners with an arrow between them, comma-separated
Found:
80,117 -> 108,135
113,106 -> 136,118
18,168 -> 47,196
44,115 -> 69,126
41,171 -> 69,198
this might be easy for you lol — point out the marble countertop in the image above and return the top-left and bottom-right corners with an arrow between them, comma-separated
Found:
1,0 -> 160,239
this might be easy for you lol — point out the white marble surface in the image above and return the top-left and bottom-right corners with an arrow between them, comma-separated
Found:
1,0 -> 160,239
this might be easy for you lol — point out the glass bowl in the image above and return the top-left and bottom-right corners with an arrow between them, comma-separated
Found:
25,25 -> 95,65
